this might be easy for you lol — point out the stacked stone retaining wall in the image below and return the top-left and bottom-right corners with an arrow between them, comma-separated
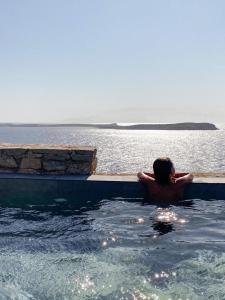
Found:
0,144 -> 97,175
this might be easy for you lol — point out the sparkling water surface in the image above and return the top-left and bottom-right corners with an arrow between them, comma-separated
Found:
0,127 -> 225,299
0,126 -> 225,173
0,198 -> 225,299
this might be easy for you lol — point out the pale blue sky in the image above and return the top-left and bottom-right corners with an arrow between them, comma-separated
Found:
0,0 -> 225,123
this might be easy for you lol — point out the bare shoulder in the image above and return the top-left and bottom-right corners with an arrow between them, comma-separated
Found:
175,173 -> 194,186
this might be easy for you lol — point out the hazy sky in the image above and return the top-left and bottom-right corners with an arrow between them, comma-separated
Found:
0,0 -> 225,123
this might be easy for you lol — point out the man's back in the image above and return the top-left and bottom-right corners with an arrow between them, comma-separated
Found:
137,172 -> 193,202
146,180 -> 186,202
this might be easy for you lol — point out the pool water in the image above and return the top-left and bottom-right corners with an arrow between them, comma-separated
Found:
0,198 -> 225,299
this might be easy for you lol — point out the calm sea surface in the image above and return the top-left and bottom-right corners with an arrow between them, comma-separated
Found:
0,126 -> 225,173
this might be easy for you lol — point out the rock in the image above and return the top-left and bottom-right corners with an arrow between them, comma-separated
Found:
43,160 -> 66,172
71,154 -> 93,161
67,163 -> 92,175
43,152 -> 70,161
0,144 -> 97,175
71,149 -> 97,156
20,158 -> 42,170
0,156 -> 17,169
18,168 -> 40,174
2,149 -> 27,157
92,158 -> 97,174
27,151 -> 43,158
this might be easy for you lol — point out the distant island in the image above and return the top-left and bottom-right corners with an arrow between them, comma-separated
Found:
0,122 -> 218,130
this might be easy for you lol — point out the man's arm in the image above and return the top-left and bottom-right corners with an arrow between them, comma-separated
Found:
137,172 -> 155,183
143,172 -> 155,178
175,173 -> 194,184
174,173 -> 189,178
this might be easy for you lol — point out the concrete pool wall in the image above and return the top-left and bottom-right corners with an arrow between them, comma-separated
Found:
0,174 -> 225,206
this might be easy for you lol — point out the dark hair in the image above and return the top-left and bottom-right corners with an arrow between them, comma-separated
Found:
153,157 -> 174,185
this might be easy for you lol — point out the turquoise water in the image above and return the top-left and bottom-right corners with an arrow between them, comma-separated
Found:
0,198 -> 225,299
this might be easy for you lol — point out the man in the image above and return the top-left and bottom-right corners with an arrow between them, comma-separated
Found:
137,157 -> 193,202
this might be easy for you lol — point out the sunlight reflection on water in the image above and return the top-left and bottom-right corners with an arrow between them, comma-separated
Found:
0,127 -> 225,173
0,199 -> 225,298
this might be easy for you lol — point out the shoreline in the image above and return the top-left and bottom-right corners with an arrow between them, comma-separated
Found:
0,122 -> 218,130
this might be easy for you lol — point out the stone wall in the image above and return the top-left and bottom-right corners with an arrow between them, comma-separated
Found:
0,144 -> 97,175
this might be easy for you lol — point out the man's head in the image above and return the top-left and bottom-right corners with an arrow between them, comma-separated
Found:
153,157 -> 175,185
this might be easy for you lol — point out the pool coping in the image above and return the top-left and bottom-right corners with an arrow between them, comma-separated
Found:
0,173 -> 224,184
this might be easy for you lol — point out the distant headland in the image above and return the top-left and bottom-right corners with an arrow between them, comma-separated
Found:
0,122 -> 218,130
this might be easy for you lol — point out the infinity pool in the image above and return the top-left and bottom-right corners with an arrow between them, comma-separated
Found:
0,197 -> 225,299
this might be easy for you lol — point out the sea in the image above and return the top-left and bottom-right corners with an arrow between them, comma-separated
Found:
0,126 -> 225,173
